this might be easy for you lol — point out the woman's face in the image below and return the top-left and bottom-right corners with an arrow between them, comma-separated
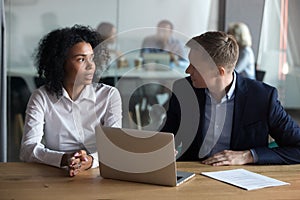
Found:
64,42 -> 95,86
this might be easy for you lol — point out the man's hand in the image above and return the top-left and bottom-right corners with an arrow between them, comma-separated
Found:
201,150 -> 254,166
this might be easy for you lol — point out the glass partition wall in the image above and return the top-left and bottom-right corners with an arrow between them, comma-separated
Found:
4,0 -> 216,161
256,0 -> 300,129
4,0 -> 300,162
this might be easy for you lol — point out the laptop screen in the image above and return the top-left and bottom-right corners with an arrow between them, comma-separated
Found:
95,126 -> 181,186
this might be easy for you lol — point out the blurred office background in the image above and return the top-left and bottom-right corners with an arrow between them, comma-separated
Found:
1,0 -> 300,162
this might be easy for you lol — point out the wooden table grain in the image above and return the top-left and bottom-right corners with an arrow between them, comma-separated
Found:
0,162 -> 299,200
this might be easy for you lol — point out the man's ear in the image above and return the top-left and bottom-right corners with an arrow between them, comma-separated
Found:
218,66 -> 226,76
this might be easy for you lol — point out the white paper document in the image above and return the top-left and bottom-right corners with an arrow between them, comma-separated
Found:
201,168 -> 290,190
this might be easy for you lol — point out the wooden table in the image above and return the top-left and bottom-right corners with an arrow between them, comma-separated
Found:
1,162 -> 300,200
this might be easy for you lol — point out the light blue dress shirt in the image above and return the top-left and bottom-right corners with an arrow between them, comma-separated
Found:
199,72 -> 236,158
199,72 -> 258,162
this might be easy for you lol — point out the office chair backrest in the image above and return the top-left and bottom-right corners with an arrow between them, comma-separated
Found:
255,70 -> 266,81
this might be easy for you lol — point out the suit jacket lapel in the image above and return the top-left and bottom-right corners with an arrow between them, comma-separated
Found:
186,76 -> 206,149
231,74 -> 248,149
196,88 -> 206,147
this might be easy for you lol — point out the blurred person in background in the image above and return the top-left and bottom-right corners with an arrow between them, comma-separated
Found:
227,22 -> 256,80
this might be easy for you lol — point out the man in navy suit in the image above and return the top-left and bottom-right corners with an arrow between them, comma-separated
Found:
161,31 -> 300,165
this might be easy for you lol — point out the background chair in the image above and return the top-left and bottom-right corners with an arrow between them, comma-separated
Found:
255,69 -> 266,81
115,77 -> 145,129
7,76 -> 31,161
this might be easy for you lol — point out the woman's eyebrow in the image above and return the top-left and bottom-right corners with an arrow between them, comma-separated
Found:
71,53 -> 94,58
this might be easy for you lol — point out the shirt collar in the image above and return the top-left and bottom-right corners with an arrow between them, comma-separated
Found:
61,84 -> 96,103
205,71 -> 236,102
226,71 -> 236,100
167,36 -> 176,43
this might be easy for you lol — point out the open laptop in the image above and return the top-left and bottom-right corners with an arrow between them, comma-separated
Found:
142,53 -> 171,71
95,126 -> 195,186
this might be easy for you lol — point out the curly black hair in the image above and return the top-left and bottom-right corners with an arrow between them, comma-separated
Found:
34,24 -> 108,98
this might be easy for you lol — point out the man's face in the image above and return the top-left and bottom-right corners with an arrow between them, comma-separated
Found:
185,48 -> 219,89
157,24 -> 172,41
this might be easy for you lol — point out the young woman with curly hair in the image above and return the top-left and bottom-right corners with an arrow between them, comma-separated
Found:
20,25 -> 122,176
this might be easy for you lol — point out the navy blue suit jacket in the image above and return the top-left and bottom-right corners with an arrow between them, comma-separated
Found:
161,74 -> 300,164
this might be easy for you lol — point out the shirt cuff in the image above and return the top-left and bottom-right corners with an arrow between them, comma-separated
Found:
249,149 -> 258,163
90,152 -> 99,168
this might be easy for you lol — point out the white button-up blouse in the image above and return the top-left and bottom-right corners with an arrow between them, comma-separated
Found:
20,83 -> 122,168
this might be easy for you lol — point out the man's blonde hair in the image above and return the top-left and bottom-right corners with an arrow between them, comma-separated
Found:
186,31 -> 239,71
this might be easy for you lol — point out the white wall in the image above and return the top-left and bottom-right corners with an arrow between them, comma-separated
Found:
5,0 -> 118,68
118,0 -> 213,37
224,0 -> 265,59
5,0 -> 218,69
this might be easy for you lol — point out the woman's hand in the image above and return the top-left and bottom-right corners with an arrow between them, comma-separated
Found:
61,150 -> 93,177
